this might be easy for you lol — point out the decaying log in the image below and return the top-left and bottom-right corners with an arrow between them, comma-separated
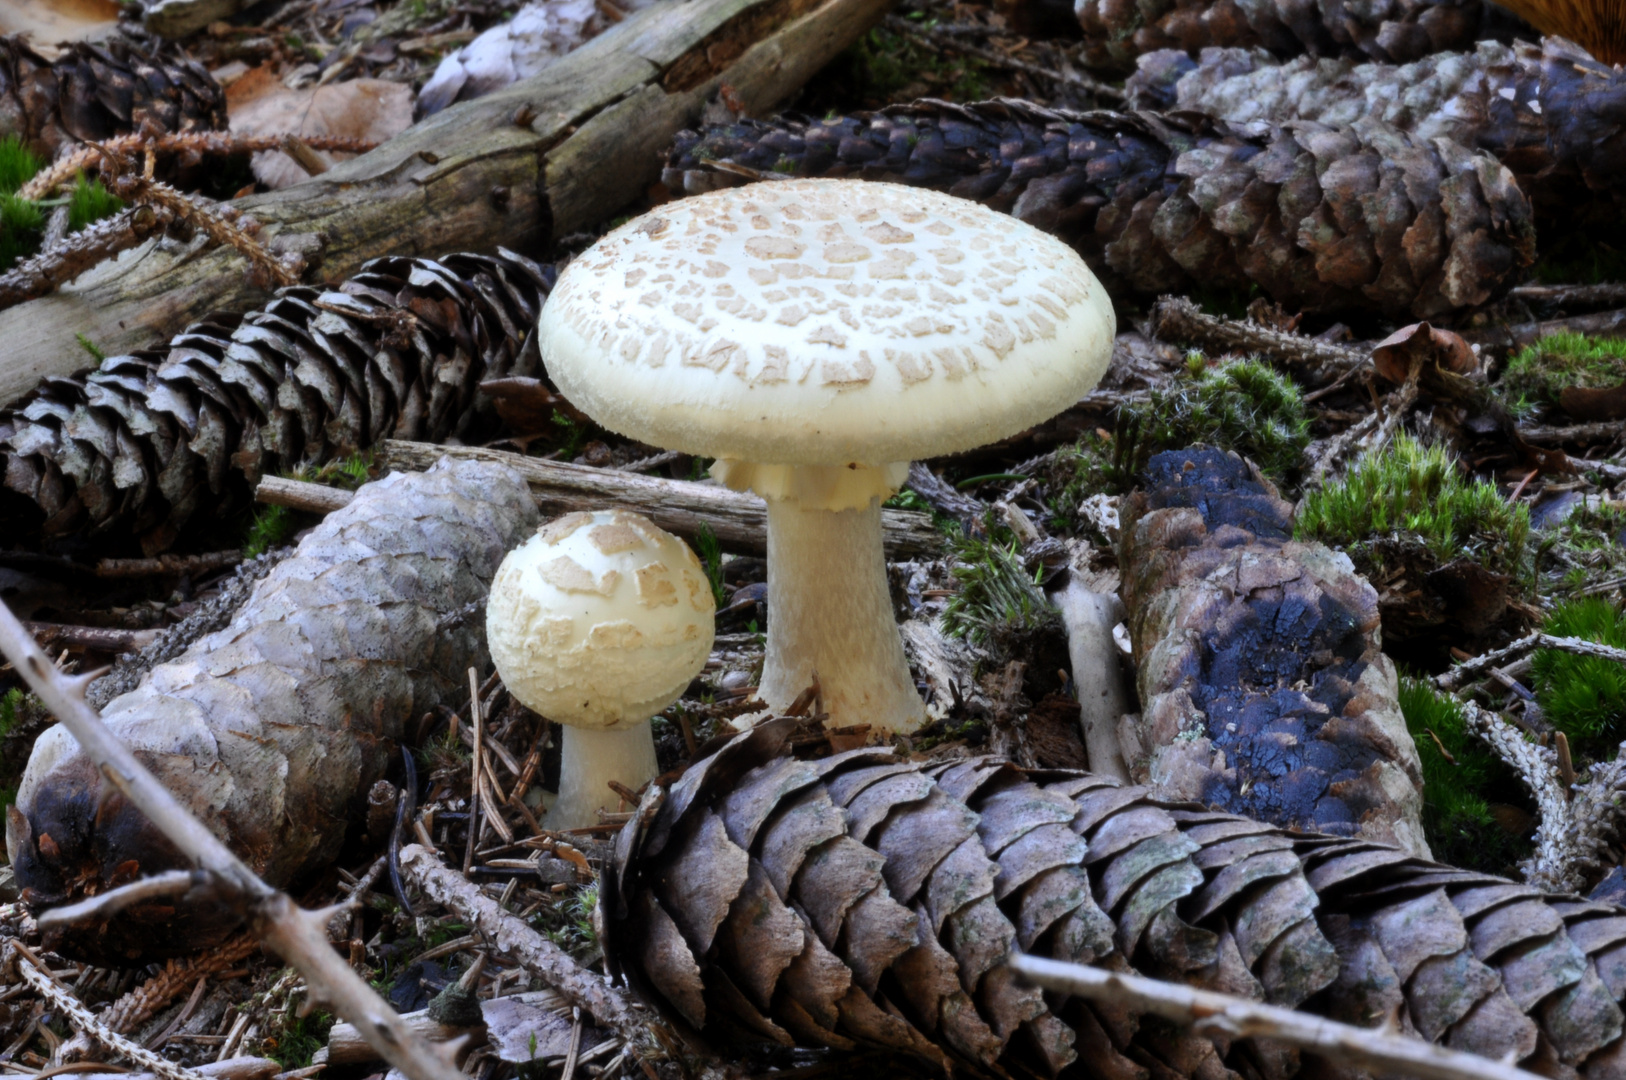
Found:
0,0 -> 892,409
9,459 -> 539,962
381,441 -> 947,559
1118,446 -> 1429,854
605,719 -> 1626,1077
665,99 -> 1536,319
1125,37 -> 1626,219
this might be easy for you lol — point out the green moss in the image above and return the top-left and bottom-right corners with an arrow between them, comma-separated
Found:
263,1008 -> 333,1070
1535,501 -> 1626,604
1049,358 -> 1311,527
66,174 -> 123,234
1499,332 -> 1626,412
1294,436 -> 1530,582
242,504 -> 294,558
1398,677 -> 1529,874
694,522 -> 726,608
943,530 -> 1058,646
0,136 -> 41,196
0,193 -> 43,272
1532,598 -> 1626,760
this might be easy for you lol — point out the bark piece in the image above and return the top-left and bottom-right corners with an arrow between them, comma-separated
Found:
12,460 -> 538,962
664,99 -> 1534,319
607,730 -> 1626,1074
0,0 -> 893,410
1118,446 -> 1430,856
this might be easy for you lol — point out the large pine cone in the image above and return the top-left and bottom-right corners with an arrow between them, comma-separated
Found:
0,36 -> 226,161
606,720 -> 1626,1078
1125,37 -> 1626,221
1074,0 -> 1498,73
0,250 -> 551,553
664,100 -> 1536,320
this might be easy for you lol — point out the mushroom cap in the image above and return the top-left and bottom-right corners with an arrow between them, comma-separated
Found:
539,178 -> 1115,468
486,510 -> 715,729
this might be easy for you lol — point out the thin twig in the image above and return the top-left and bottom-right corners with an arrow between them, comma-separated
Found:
464,669 -> 482,875
0,207 -> 168,313
882,15 -> 1124,101
37,871 -> 202,932
0,598 -> 462,1080
1436,633 -> 1626,691
1007,952 -> 1543,1080
1149,295 -> 1366,388
1507,282 -> 1626,309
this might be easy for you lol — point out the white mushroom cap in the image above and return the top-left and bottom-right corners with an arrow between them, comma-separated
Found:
538,178 -> 1115,474
486,510 -> 715,728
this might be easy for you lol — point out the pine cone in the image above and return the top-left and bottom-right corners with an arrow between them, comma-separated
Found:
0,250 -> 552,554
13,459 -> 540,963
1125,36 -> 1626,220
606,720 -> 1626,1078
0,36 -> 226,162
1117,447 -> 1429,855
665,101 -> 1536,320
1073,0 -> 1496,73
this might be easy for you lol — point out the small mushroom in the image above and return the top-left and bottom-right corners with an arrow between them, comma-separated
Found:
539,178 -> 1114,734
486,509 -> 715,829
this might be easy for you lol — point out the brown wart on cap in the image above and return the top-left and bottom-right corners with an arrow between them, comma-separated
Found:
538,178 -> 1115,735
486,510 -> 714,829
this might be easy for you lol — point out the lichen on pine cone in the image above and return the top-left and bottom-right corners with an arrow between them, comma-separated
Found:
606,720 -> 1626,1078
10,458 -> 540,963
1073,0 -> 1493,73
1125,36 -> 1626,219
0,249 -> 552,553
665,101 -> 1535,320
0,37 -> 226,161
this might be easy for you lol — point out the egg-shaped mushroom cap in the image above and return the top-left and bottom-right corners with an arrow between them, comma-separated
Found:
539,178 -> 1115,467
486,510 -> 716,729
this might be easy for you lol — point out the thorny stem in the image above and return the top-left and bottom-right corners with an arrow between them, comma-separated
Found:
0,206 -> 168,314
1009,952 -> 1544,1080
1149,295 -> 1366,389
0,597 -> 463,1080
1435,633 -> 1626,691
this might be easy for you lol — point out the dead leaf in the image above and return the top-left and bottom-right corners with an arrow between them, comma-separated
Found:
228,68 -> 413,189
481,996 -> 575,1063
0,0 -> 120,45
1558,384 -> 1626,421
1371,321 -> 1478,384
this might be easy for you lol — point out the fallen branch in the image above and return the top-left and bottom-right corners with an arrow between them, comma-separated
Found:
0,207 -> 169,313
0,556 -> 470,1080
1149,296 -> 1367,389
381,441 -> 947,558
1436,632 -> 1626,691
1007,952 -> 1543,1080
254,476 -> 356,515
397,844 -> 647,1048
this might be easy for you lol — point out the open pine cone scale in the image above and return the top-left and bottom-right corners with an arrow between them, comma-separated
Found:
605,720 -> 1626,1079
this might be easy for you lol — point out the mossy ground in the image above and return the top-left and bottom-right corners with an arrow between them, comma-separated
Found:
1294,435 -> 1531,586
1498,332 -> 1626,419
0,135 -> 123,273
1398,677 -> 1531,875
1047,357 -> 1311,528
1532,598 -> 1626,763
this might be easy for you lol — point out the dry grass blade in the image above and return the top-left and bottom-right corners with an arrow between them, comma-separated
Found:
1008,953 -> 1544,1080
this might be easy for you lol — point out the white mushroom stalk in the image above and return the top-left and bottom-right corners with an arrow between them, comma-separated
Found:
539,178 -> 1115,736
486,510 -> 714,829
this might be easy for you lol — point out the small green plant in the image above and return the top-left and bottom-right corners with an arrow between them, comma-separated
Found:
535,882 -> 600,963
693,522 -> 727,608
75,334 -> 107,362
0,136 -> 41,196
243,504 -> 294,558
66,173 -> 123,234
1294,436 -> 1530,581
1398,677 -> 1528,875
550,409 -> 589,459
1532,598 -> 1626,761
263,1004 -> 333,1069
943,531 -> 1057,646
1499,332 -> 1626,413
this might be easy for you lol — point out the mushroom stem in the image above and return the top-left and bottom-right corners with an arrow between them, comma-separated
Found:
551,723 -> 657,831
761,495 -> 926,733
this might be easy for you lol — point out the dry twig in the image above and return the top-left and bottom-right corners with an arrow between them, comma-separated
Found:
1148,295 -> 1367,387
0,207 -> 168,312
0,599 -> 463,1080
1008,952 -> 1543,1080
1437,633 -> 1626,691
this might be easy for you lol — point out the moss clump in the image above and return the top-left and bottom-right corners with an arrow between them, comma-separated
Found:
943,530 -> 1058,647
1050,358 -> 1311,523
1532,598 -> 1626,761
0,135 -> 124,273
1499,332 -> 1626,417
66,173 -> 123,233
1294,435 -> 1530,582
1398,677 -> 1529,874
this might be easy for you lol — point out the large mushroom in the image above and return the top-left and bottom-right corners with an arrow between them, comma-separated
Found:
539,178 -> 1114,734
486,509 -> 714,829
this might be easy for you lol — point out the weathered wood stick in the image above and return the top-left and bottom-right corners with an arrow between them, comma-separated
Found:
320,991 -> 567,1066
379,441 -> 949,557
0,0 -> 893,407
75,1058 -> 280,1080
254,475 -> 356,515
22,621 -> 160,654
